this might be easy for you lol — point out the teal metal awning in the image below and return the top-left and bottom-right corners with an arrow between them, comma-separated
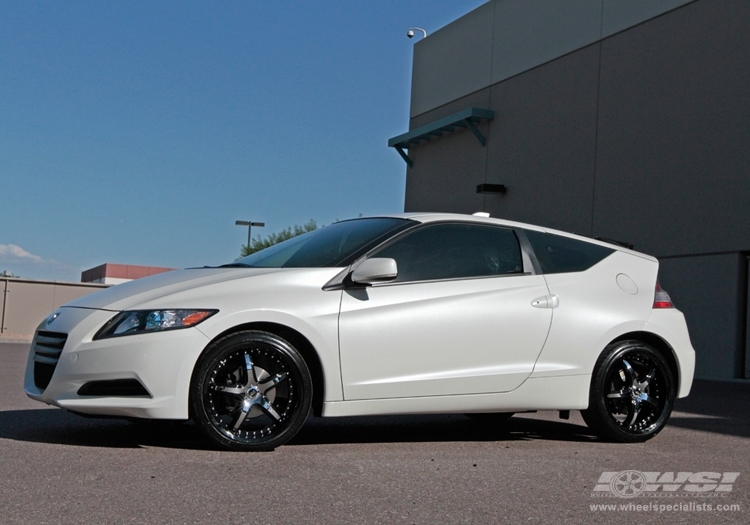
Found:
388,107 -> 494,167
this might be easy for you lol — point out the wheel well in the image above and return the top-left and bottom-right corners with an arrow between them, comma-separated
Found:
204,322 -> 326,417
610,331 -> 680,392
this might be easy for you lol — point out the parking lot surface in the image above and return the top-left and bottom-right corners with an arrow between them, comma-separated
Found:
1,342 -> 747,524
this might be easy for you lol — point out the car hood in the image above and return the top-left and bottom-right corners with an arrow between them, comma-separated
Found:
64,267 -> 339,311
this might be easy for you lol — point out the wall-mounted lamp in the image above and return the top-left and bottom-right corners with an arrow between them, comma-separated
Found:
476,184 -> 507,194
407,27 -> 427,39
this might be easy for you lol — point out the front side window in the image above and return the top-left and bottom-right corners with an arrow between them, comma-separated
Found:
373,223 -> 524,283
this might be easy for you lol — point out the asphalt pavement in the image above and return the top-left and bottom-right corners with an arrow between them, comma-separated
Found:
1,342 -> 747,524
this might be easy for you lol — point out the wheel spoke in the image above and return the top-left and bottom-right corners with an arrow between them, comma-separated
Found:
244,353 -> 258,387
232,402 -> 251,430
625,401 -> 640,428
638,368 -> 657,390
212,384 -> 244,395
638,392 -> 658,409
620,359 -> 636,387
259,396 -> 282,421
260,372 -> 289,394
607,390 -> 625,399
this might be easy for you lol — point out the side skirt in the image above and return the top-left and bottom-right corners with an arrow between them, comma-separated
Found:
322,374 -> 590,417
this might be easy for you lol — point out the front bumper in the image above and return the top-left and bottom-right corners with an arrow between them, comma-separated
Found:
24,306 -> 211,419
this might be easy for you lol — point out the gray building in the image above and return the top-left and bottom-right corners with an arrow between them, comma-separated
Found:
390,0 -> 750,380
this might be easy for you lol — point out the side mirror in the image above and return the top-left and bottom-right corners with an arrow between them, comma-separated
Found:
351,258 -> 398,285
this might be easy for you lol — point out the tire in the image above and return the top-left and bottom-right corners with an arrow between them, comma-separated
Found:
465,412 -> 515,424
582,340 -> 675,443
190,331 -> 312,451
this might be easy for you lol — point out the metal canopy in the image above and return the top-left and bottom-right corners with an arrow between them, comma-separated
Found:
388,107 -> 494,167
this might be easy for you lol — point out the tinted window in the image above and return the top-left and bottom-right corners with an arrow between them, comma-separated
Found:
230,218 -> 412,268
524,230 -> 614,274
374,223 -> 523,283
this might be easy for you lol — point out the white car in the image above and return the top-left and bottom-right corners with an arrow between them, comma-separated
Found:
25,213 -> 695,450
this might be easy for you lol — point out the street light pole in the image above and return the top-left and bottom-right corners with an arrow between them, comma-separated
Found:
235,220 -> 265,252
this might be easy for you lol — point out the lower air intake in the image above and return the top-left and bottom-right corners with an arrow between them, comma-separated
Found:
77,379 -> 151,397
32,330 -> 68,391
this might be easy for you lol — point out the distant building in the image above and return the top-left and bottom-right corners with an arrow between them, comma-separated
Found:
1,276 -> 107,341
81,263 -> 175,285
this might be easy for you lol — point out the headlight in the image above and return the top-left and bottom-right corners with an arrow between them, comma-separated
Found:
94,309 -> 218,340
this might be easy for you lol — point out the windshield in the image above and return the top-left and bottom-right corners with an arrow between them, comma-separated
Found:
226,218 -> 413,268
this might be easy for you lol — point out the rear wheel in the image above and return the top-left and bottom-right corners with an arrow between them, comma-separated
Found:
191,331 -> 312,451
582,340 -> 674,443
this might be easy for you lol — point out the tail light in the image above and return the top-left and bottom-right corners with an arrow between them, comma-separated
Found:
653,281 -> 674,308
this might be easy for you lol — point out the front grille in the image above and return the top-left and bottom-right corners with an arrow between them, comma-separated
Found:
32,330 -> 68,391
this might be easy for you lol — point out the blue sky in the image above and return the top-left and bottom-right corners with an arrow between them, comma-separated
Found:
1,1 -> 485,281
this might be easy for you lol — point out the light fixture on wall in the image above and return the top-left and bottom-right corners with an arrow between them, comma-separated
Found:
407,27 -> 427,39
476,184 -> 506,195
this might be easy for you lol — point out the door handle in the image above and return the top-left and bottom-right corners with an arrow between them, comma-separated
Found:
531,294 -> 559,309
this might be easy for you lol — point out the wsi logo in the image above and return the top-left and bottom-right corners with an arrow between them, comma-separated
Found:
593,471 -> 740,498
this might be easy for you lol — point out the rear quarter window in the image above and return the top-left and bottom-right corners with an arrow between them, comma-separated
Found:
524,230 -> 614,274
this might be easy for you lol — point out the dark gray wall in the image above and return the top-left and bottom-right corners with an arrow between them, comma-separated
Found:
747,262 -> 750,380
659,254 -> 747,380
594,0 -> 750,256
410,0 -> 696,118
403,0 -> 750,379
405,90 -> 491,214
410,2 -> 494,118
484,44 -> 600,235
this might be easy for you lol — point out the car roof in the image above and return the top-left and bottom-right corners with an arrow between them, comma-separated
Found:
364,212 -> 656,261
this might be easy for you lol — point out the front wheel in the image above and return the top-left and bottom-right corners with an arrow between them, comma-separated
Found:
582,340 -> 675,443
190,331 -> 312,451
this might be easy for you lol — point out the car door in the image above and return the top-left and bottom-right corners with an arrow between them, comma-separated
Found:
338,222 -> 553,400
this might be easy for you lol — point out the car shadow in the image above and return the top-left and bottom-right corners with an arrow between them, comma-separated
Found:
289,414 -> 598,446
668,379 -> 750,439
0,408 -> 214,450
4,379 -> 747,450
0,408 -> 598,450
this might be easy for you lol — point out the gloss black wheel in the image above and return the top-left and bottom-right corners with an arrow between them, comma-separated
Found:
191,331 -> 312,451
582,340 -> 674,443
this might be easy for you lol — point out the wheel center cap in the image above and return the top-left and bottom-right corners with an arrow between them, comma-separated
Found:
246,387 -> 260,398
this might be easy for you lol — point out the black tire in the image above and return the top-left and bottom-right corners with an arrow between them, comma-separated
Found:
190,331 -> 312,451
465,412 -> 515,424
582,340 -> 675,443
